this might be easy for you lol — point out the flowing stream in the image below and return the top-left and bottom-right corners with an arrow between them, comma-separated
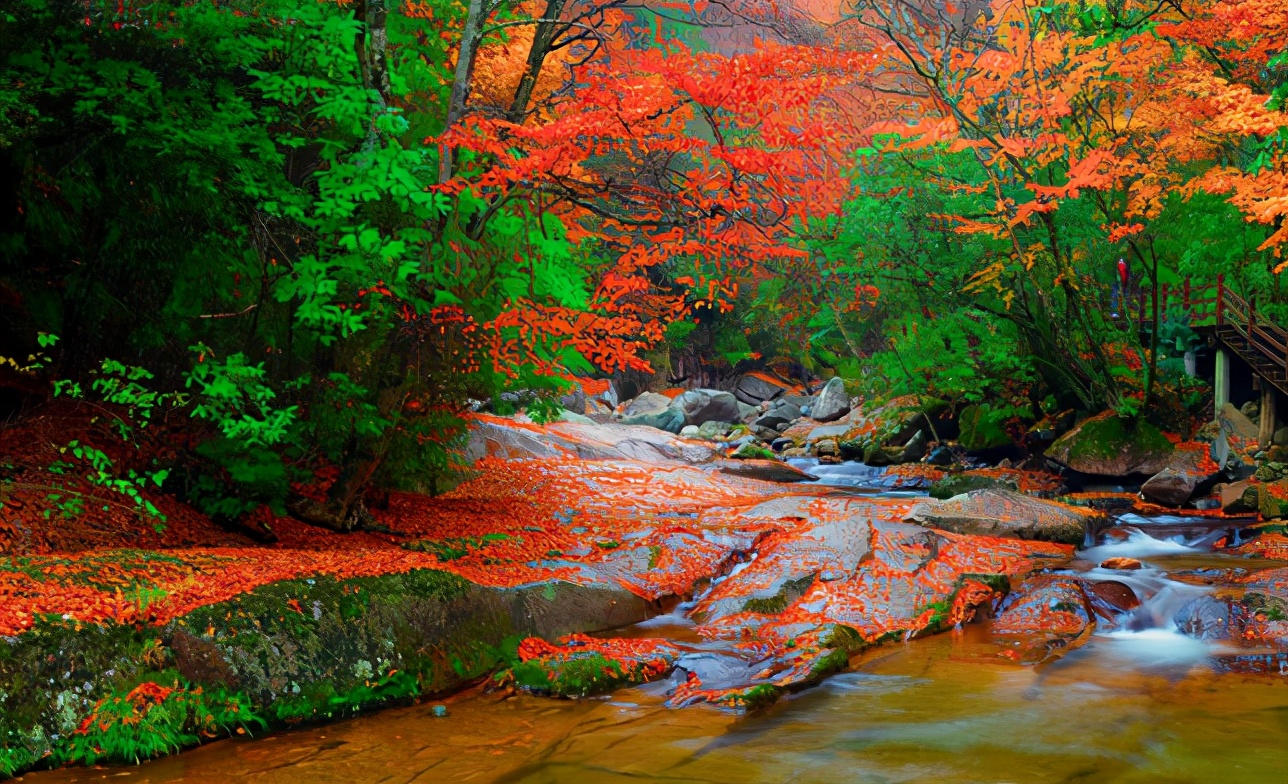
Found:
24,490 -> 1288,783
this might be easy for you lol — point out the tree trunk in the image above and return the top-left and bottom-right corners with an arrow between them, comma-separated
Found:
439,0 -> 489,183
505,0 -> 567,124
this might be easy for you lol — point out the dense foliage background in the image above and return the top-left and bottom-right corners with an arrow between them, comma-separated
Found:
1,0 -> 1285,532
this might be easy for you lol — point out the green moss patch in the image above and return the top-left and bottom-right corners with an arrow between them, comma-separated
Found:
0,570 -> 645,778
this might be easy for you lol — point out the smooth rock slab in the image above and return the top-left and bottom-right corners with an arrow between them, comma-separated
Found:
907,489 -> 1105,545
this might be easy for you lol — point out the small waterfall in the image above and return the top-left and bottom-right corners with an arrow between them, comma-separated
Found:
1077,528 -> 1200,563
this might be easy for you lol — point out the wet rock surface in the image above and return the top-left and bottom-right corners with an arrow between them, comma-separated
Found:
14,412 -> 1288,779
907,489 -> 1105,545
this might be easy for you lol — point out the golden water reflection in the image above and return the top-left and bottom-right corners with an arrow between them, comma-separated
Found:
24,625 -> 1288,784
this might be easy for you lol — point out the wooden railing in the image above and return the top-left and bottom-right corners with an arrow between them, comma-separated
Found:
1128,276 -> 1219,326
1215,277 -> 1288,381
1118,274 -> 1288,387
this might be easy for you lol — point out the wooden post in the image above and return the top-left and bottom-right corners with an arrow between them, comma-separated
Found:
1215,349 -> 1230,421
1261,386 -> 1277,450
1216,273 -> 1225,325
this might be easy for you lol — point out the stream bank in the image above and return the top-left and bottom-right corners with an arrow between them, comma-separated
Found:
24,512 -> 1288,783
5,415 -> 1288,779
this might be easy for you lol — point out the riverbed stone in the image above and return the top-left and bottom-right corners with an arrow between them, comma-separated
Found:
1258,479 -> 1288,520
806,423 -> 850,443
733,372 -> 793,405
1174,595 -> 1237,640
718,459 -> 818,483
621,391 -> 671,418
1140,446 -> 1220,507
1218,480 -> 1259,513
1045,412 -> 1175,477
810,377 -> 850,422
993,576 -> 1092,633
619,406 -> 686,434
907,489 -> 1105,545
672,389 -> 742,427
753,405 -> 798,431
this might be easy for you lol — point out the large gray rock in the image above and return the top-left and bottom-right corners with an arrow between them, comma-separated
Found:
907,489 -> 1106,545
1217,479 -> 1258,513
466,416 -> 715,462
733,373 -> 792,405
752,411 -> 793,431
621,406 -> 686,434
811,377 -> 850,422
806,423 -> 850,442
1140,447 -> 1220,507
672,389 -> 742,426
622,391 -> 672,418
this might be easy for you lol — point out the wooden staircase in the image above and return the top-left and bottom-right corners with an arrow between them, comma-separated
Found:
1213,283 -> 1288,398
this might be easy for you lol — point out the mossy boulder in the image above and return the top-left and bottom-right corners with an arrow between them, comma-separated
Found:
839,395 -> 946,458
1045,413 -> 1175,477
729,442 -> 775,461
1259,479 -> 1288,520
929,471 -> 1020,500
0,570 -> 651,778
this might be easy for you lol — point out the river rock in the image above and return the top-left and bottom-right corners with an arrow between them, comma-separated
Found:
467,415 -> 718,463
1219,402 -> 1259,446
1099,557 -> 1142,570
992,574 -> 1093,637
1217,480 -> 1258,513
719,459 -> 818,483
1259,478 -> 1288,520
907,489 -> 1105,545
1140,445 -> 1220,507
733,372 -> 793,405
729,441 -> 776,461
1087,580 -> 1140,614
558,409 -> 596,425
1275,426 -> 1288,447
901,429 -> 928,463
1174,596 -> 1237,640
1045,412 -> 1175,477
696,420 -> 735,440
929,471 -> 1019,500
810,377 -> 850,422
672,389 -> 742,427
621,392 -> 671,418
559,387 -> 587,416
753,404 -> 800,431
680,425 -> 700,437
806,423 -> 850,443
620,406 -> 686,434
